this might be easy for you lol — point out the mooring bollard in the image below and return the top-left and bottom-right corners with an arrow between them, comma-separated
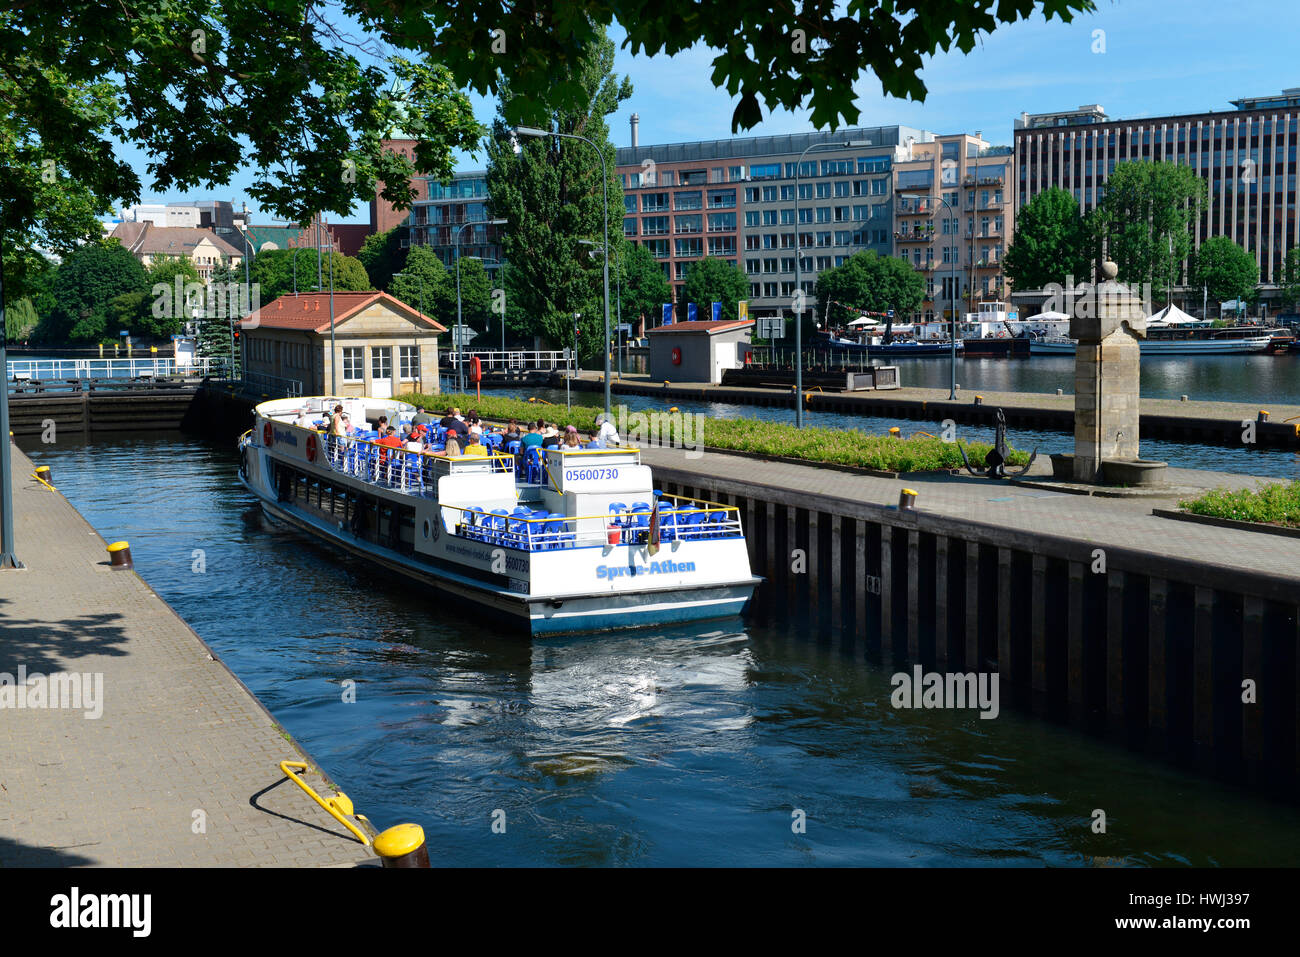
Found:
899,488 -> 917,511
1258,410 -> 1270,423
888,426 -> 901,438
35,465 -> 52,485
373,823 -> 430,868
973,395 -> 983,406
1180,395 -> 1189,402
1055,388 -> 1064,396
106,541 -> 132,569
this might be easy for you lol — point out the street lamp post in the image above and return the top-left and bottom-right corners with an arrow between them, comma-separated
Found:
515,125 -> 612,420
0,199 -> 23,568
454,218 -> 507,393
793,139 -> 870,427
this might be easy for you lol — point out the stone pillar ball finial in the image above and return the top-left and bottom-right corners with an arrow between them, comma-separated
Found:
1101,261 -> 1118,280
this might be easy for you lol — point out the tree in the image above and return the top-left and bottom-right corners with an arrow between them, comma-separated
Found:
1091,161 -> 1207,300
621,243 -> 673,327
252,248 -> 371,302
451,255 -> 494,333
484,27 -> 632,361
1002,187 -> 1090,290
390,246 -> 453,321
358,226 -> 411,292
1189,237 -> 1258,309
48,243 -> 149,342
4,297 -> 38,342
676,258 -> 749,320
1279,248 -> 1300,312
127,256 -> 202,339
814,251 -> 925,328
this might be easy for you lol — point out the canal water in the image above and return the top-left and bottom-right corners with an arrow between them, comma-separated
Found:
20,431 -> 1300,866
480,384 -> 1300,480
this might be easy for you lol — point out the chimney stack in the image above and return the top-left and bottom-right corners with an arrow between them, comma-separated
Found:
630,113 -> 640,149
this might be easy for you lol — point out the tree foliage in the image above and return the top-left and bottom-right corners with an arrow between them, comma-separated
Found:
676,258 -> 749,320
1189,236 -> 1259,308
1279,248 -> 1300,311
484,28 -> 632,360
1002,187 -> 1090,290
390,246 -> 452,320
814,251 -> 925,328
4,297 -> 38,342
620,243 -> 673,327
1091,161 -> 1207,300
48,243 -> 149,342
251,248 -> 371,301
358,226 -> 411,292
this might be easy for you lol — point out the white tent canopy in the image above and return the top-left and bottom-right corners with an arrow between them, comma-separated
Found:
1032,311 -> 1071,322
1147,303 -> 1207,325
848,315 -> 882,326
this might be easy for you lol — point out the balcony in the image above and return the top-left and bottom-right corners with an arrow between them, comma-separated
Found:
894,231 -> 930,243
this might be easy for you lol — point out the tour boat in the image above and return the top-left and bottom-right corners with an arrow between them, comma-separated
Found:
237,397 -> 760,636
1028,325 -> 1283,355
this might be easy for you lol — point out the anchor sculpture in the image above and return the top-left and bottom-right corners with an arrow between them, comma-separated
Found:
957,408 -> 1037,479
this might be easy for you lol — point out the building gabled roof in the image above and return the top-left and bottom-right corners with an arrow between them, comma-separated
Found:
110,222 -> 243,258
242,291 -> 446,334
647,319 -> 755,335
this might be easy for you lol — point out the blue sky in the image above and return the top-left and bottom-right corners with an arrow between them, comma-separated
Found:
117,0 -> 1300,223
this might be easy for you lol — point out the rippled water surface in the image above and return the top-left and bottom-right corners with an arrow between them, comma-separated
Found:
21,433 -> 1300,866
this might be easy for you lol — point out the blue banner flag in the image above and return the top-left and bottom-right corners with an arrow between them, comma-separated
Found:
662,303 -> 673,325
711,302 -> 722,321
687,302 -> 698,322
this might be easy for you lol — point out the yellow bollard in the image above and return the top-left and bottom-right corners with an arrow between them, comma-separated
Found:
1258,410 -> 1270,422
888,427 -> 901,438
899,488 -> 918,511
106,541 -> 132,569
668,407 -> 678,413
973,394 -> 983,405
373,823 -> 430,868
35,464 -> 53,485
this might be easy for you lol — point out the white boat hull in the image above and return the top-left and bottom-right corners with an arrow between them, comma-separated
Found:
1029,337 -> 1274,355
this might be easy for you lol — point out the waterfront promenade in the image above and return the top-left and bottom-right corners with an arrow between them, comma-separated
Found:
0,445 -> 374,866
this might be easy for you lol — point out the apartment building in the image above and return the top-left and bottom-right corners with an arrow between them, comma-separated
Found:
617,122 -> 932,318
1014,89 -> 1300,299
893,133 -> 1014,320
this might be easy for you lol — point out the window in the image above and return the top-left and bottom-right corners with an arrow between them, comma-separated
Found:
708,212 -> 736,231
834,206 -> 850,221
707,189 -> 736,208
675,214 -> 703,233
762,186 -> 778,202
835,181 -> 850,197
708,237 -> 736,256
643,216 -> 669,235
763,258 -> 778,273
871,179 -> 887,196
781,257 -> 795,273
674,191 -> 703,210
821,159 -> 852,176
729,166 -> 745,182
815,207 -> 831,223
371,347 -> 392,381
745,187 -> 760,203
816,231 -> 831,247
763,209 -> 778,225
624,195 -> 638,213
399,345 -> 419,380
781,185 -> 795,201
624,217 -> 637,236
853,205 -> 870,221
675,238 -> 703,257
816,182 -> 831,199
342,347 -> 363,382
745,211 -> 760,227
780,208 -> 795,225
746,258 -> 762,274
798,183 -> 813,200
857,156 -> 890,173
762,234 -> 777,249
751,163 -> 781,179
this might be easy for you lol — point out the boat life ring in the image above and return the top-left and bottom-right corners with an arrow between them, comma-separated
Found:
671,347 -> 682,366
306,433 -> 317,462
263,422 -> 274,447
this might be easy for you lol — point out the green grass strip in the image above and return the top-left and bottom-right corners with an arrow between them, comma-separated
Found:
1180,481 -> 1300,528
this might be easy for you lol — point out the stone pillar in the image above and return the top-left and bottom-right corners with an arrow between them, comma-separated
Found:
1071,261 -> 1148,483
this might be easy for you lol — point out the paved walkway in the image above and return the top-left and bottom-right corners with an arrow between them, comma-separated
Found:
0,445 -> 374,866
639,445 -> 1300,585
573,371 -> 1300,425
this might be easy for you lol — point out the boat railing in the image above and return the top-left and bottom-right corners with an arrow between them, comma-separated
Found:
318,431 -> 514,493
440,495 -> 744,552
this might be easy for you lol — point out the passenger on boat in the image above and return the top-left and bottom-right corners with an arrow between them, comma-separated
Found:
462,433 -> 489,457
329,404 -> 347,436
467,412 -> 483,436
373,414 -> 389,434
294,407 -> 315,428
562,426 -> 583,449
521,422 -> 544,450
442,433 -> 462,457
541,425 -> 561,450
440,407 -> 469,440
504,419 -> 522,443
376,426 -> 403,478
404,428 -> 425,454
593,413 -> 621,448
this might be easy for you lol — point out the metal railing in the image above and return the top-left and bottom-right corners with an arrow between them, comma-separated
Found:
443,350 -> 575,374
321,432 -> 513,493
244,371 -> 304,397
7,356 -> 227,380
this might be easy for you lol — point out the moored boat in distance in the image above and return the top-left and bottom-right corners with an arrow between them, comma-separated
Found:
1029,324 -> 1286,355
238,397 -> 760,636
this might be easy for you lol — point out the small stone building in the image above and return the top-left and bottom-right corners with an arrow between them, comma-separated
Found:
647,319 -> 754,384
242,291 -> 445,399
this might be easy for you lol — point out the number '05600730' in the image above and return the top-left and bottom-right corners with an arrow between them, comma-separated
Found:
565,468 -> 619,482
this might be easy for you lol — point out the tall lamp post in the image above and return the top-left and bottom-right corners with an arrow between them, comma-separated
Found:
793,139 -> 870,427
514,125 -> 612,420
454,218 -> 507,393
0,200 -> 22,568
